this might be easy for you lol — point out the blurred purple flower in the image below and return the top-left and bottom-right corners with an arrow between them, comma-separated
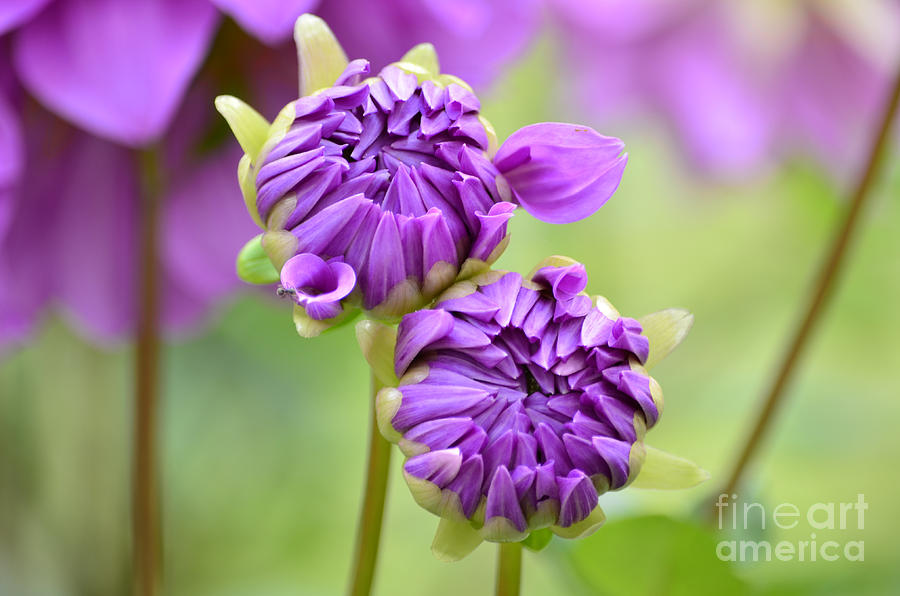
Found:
319,0 -> 541,87
0,0 -> 542,350
0,87 -> 258,346
554,0 -> 900,179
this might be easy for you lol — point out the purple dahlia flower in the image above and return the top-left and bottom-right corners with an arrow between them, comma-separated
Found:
219,15 -> 627,335
369,259 -> 702,555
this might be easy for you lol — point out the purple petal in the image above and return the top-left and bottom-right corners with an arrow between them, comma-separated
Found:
494,123 -> 626,224
485,466 -> 527,532
592,436 -> 632,489
363,213 -> 405,309
557,470 -> 598,527
562,433 -> 606,477
478,272 -> 522,327
0,0 -> 50,35
280,253 -> 356,320
469,202 -> 515,261
393,384 -> 491,431
319,0 -> 540,88
446,455 -> 484,518
161,146 -> 259,303
210,0 -> 319,45
404,448 -> 463,488
580,307 -> 615,346
405,417 -> 474,452
13,0 -> 219,146
608,317 -> 649,362
395,309 -> 455,376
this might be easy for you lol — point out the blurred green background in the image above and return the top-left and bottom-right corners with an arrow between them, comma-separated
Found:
2,36 -> 899,596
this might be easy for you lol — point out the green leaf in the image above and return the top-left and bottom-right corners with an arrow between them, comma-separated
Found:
638,308 -> 694,369
235,235 -> 279,285
568,515 -> 748,596
631,445 -> 709,490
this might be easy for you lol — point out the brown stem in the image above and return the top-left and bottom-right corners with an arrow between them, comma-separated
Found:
347,372 -> 392,596
133,148 -> 163,596
716,63 -> 900,510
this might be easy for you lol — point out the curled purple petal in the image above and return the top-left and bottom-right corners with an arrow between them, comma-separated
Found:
494,123 -> 626,224
279,253 -> 356,320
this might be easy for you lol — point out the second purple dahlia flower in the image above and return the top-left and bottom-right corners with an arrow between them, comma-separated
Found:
217,15 -> 628,336
361,258 -> 704,558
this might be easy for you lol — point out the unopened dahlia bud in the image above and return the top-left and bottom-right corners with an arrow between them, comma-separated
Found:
218,15 -> 628,336
368,258 -> 705,558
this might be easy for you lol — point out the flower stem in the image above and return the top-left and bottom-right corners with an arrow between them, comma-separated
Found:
347,371 -> 392,596
496,542 -> 522,596
134,147 -> 163,596
716,62 -> 900,509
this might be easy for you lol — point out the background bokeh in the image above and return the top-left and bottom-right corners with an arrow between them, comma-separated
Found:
2,3 -> 900,595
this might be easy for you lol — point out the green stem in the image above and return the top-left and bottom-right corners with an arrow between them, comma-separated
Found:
347,372 -> 392,596
133,148 -> 163,596
496,542 -> 523,596
716,61 -> 900,510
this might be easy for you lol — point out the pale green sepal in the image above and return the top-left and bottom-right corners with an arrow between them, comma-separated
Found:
403,471 -> 443,515
401,43 -> 440,76
479,115 -> 499,158
294,14 -> 349,96
236,235 -> 279,285
630,446 -> 709,490
437,73 -> 473,93
480,516 -> 528,543
214,95 -> 270,162
432,516 -> 483,562
355,320 -> 399,387
366,279 -> 424,321
291,303 -> 355,339
593,295 -> 620,319
268,101 -> 297,144
638,308 -> 694,369
392,61 -> 433,83
261,230 -> 298,270
623,441 -> 647,488
421,261 -> 457,300
521,528 -> 553,552
454,234 -> 510,282
375,387 -> 403,443
237,154 -> 263,228
551,506 -> 606,540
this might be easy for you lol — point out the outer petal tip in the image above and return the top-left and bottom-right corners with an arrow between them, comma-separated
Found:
294,14 -> 348,96
400,43 -> 441,77
215,95 -> 270,161
356,319 -> 399,387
